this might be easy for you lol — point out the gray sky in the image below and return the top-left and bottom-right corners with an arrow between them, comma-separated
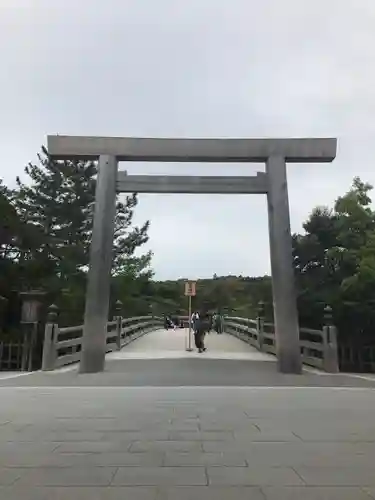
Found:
1,0 -> 375,280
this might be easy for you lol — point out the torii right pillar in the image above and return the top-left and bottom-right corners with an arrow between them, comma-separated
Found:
265,142 -> 336,374
266,155 -> 301,373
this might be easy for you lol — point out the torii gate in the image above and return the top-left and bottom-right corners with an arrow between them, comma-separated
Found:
47,135 -> 337,375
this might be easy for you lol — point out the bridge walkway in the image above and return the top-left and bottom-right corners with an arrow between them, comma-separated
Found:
110,327 -> 274,361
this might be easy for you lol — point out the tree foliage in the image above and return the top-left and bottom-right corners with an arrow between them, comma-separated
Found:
293,177 -> 375,344
1,147 -> 151,326
148,275 -> 273,320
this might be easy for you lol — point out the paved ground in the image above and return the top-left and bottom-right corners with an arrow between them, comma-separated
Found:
2,358 -> 375,388
1,328 -> 375,498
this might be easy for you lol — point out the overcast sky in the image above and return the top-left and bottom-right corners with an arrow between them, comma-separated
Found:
1,1 -> 375,280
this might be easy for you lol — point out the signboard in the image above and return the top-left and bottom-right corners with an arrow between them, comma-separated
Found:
184,281 -> 196,297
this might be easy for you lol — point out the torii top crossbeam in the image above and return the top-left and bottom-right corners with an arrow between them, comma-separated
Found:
47,136 -> 337,163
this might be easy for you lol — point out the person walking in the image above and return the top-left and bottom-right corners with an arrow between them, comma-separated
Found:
214,312 -> 223,334
194,308 -> 210,353
191,311 -> 199,334
164,315 -> 173,330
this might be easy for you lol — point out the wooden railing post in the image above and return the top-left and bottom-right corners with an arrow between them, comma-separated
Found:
322,305 -> 339,373
256,301 -> 265,351
42,304 -> 59,371
114,300 -> 123,350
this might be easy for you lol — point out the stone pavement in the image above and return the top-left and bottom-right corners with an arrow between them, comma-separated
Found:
1,329 -> 375,498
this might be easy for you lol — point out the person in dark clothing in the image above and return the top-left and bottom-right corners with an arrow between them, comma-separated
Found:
164,315 -> 175,330
191,311 -> 199,334
214,313 -> 223,334
194,309 -> 211,353
164,316 -> 171,330
207,313 -> 213,333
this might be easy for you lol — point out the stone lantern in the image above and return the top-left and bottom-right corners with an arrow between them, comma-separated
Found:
19,290 -> 46,371
19,290 -> 46,324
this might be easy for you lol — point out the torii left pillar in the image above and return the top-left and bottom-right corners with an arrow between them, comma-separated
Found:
79,155 -> 118,374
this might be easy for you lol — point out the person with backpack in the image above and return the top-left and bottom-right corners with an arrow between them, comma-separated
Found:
194,308 -> 211,353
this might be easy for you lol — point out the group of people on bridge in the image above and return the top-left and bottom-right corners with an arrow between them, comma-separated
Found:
164,310 -> 224,352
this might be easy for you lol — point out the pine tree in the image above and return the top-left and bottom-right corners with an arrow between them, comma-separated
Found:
1,178 -> 44,294
0,179 -> 15,248
0,180 -> 17,295
113,193 -> 151,276
15,147 -> 151,295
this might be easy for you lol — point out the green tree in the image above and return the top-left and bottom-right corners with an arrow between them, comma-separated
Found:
0,179 -> 16,248
292,206 -> 340,327
14,148 -> 151,321
0,180 -> 18,296
333,178 -> 375,341
149,275 -> 273,320
293,177 -> 375,343
0,179 -> 44,294
113,195 -> 151,276
15,148 -> 97,291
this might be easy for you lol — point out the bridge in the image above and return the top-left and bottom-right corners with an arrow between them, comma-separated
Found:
1,311 -> 375,498
37,305 -> 340,374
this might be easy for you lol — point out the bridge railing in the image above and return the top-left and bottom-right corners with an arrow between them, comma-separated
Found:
41,303 -> 163,371
224,305 -> 339,373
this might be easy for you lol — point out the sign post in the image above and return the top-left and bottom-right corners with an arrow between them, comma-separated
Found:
184,281 -> 196,351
